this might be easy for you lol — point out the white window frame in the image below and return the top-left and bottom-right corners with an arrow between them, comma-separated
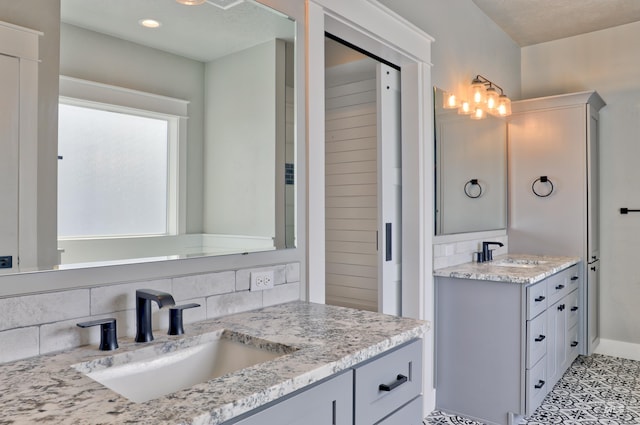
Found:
58,76 -> 189,237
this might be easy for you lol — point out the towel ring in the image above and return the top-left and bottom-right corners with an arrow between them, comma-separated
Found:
532,176 -> 554,197
464,179 -> 483,199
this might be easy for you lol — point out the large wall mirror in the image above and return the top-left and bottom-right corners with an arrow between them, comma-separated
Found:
2,0 -> 297,276
434,87 -> 507,235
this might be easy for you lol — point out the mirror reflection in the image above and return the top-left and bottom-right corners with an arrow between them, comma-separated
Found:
5,0 -> 296,274
434,87 -> 507,235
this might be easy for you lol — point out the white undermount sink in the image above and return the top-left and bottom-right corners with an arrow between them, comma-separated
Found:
72,330 -> 295,403
490,258 -> 549,268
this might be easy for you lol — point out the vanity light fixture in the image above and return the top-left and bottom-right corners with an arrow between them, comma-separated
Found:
445,75 -> 512,119
139,19 -> 161,28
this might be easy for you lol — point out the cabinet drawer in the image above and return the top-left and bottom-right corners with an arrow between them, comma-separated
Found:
567,290 -> 580,329
566,266 -> 580,292
526,357 -> 547,416
527,312 -> 547,368
527,281 -> 548,319
354,339 -> 422,425
375,396 -> 423,425
546,269 -> 569,306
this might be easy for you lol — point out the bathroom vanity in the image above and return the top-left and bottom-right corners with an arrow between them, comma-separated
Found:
0,301 -> 427,424
434,255 -> 580,425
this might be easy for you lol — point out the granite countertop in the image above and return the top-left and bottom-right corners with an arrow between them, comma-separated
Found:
0,301 -> 428,425
433,253 -> 581,284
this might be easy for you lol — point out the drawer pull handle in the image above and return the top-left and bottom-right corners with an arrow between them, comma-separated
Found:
571,341 -> 579,347
555,284 -> 565,290
379,374 -> 408,392
534,380 -> 545,389
558,304 -> 566,311
535,296 -> 546,302
571,306 -> 578,312
535,335 -> 546,342
571,276 -> 579,281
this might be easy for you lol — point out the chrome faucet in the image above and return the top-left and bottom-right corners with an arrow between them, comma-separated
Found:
135,289 -> 175,343
480,241 -> 504,262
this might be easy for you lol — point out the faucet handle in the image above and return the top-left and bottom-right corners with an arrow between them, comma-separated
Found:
168,303 -> 201,335
77,318 -> 119,351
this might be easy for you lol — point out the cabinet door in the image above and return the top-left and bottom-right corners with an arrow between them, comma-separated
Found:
588,262 -> 600,353
231,371 -> 353,425
508,106 -> 587,258
546,300 -> 567,386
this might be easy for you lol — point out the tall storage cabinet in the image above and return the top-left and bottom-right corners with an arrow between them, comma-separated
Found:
508,91 -> 605,355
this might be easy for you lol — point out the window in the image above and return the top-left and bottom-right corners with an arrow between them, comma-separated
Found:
58,102 -> 174,238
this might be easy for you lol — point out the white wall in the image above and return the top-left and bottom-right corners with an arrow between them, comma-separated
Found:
204,39 -> 281,238
521,21 -> 640,350
60,23 -> 206,234
378,0 -> 521,99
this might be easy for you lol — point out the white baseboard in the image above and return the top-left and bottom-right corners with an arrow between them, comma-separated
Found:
594,338 -> 640,361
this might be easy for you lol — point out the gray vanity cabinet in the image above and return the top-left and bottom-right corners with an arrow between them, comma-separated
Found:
229,339 -> 423,425
436,265 -> 580,425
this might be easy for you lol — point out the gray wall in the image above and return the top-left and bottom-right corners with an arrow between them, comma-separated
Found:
378,0 -> 521,100
204,40 -> 280,237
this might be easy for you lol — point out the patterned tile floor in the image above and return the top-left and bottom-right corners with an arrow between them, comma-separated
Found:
424,354 -> 640,425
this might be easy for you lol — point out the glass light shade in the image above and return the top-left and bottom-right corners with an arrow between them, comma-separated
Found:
469,79 -> 486,106
485,87 -> 499,111
443,92 -> 458,109
458,100 -> 472,115
470,107 -> 486,120
496,95 -> 512,116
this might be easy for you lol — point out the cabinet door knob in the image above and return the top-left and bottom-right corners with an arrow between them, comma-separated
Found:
571,306 -> 578,312
535,335 -> 546,342
571,341 -> 579,347
558,304 -> 566,311
534,380 -> 545,389
591,266 -> 597,271
378,374 -> 408,392
555,284 -> 565,290
535,295 -> 546,302
571,276 -> 579,281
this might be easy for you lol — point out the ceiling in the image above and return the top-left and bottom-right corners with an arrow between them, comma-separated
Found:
61,0 -> 294,62
471,0 -> 640,46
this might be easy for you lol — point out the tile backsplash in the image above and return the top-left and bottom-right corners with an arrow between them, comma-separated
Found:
0,262 -> 300,364
433,235 -> 508,270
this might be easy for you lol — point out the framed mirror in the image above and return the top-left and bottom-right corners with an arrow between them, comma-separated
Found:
1,0 -> 297,275
434,87 -> 507,235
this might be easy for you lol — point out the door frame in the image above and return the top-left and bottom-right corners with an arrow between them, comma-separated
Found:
305,0 -> 435,411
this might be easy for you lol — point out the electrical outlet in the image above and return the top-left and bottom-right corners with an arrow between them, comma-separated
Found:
250,271 -> 275,291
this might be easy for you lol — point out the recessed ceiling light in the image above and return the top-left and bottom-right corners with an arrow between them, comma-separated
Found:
139,19 -> 161,29
176,0 -> 207,5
